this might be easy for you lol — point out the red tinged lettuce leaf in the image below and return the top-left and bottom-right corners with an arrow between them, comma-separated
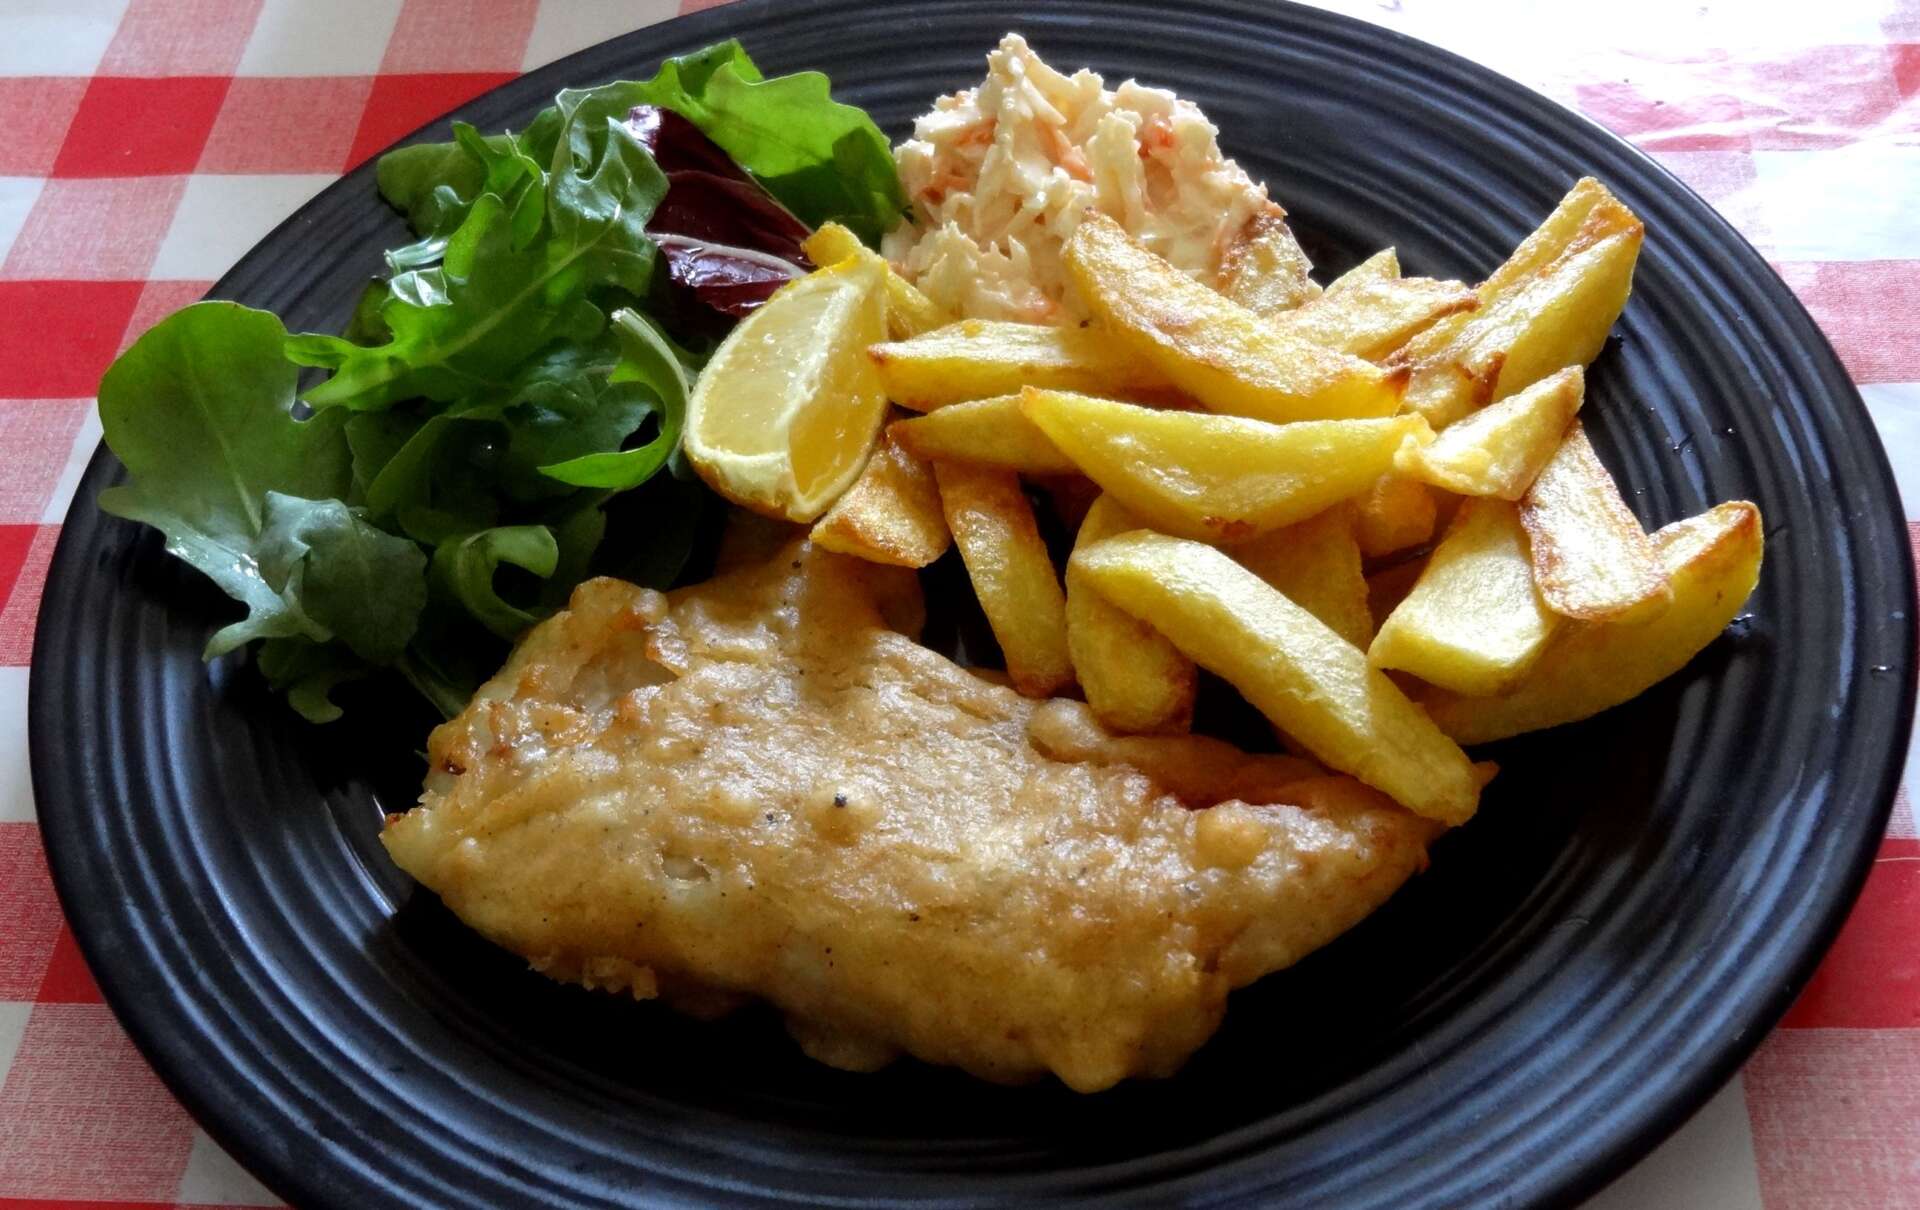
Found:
627,105 -> 812,317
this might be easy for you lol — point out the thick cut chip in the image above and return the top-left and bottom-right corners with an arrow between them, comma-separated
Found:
1071,531 -> 1485,823
1065,495 -> 1197,734
685,257 -> 890,521
1275,275 -> 1478,362
934,460 -> 1073,696
1022,388 -> 1427,544
1355,472 -> 1439,558
1325,249 -> 1400,293
869,319 -> 1166,411
1397,366 -> 1585,499
1426,501 -> 1763,743
1065,214 -> 1405,423
1217,210 -> 1321,315
809,430 -> 950,567
1370,498 -> 1560,695
1230,505 -> 1372,649
890,395 -> 1077,475
803,222 -> 951,338
1394,179 -> 1642,428
1521,422 -> 1671,622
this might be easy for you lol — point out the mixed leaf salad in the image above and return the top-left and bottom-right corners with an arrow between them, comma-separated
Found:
96,41 -> 906,721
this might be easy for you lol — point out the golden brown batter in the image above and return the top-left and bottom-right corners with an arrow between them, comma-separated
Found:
384,542 -> 1438,1091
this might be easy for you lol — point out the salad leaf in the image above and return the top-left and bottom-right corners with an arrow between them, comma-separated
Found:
632,106 -> 812,317
631,41 -> 905,245
430,525 -> 560,639
383,41 -> 905,252
254,493 -> 427,664
290,152 -> 657,412
98,303 -> 352,656
539,309 -> 690,489
258,638 -> 367,725
96,38 -> 909,725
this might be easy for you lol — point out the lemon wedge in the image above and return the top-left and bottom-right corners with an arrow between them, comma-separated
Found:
684,256 -> 890,522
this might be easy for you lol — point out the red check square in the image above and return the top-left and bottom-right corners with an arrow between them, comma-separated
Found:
36,928 -> 103,1005
51,77 -> 232,179
0,281 -> 145,399
1894,43 -> 1920,97
0,402 -> 91,525
381,0 -> 540,73
0,526 -> 37,619
346,71 -> 518,170
1773,259 -> 1920,385
1736,45 -> 1904,150
0,79 -> 89,177
1781,838 -> 1920,1028
0,823 -> 63,1001
200,76 -> 375,174
1575,56 -> 1749,152
99,0 -> 265,76
0,525 -> 59,667
0,1005 -> 197,1200
0,177 -> 185,281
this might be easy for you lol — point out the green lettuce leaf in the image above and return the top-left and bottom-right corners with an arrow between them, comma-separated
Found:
255,492 -> 427,664
98,303 -> 353,656
291,116 -> 665,412
379,40 -> 906,249
630,40 -> 905,245
539,308 -> 689,489
430,525 -> 560,639
258,637 -> 367,725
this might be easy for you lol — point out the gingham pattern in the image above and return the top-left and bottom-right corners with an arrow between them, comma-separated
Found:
0,1 -> 1913,1205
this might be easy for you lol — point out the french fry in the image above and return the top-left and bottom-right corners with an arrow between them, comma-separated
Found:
1354,472 -> 1439,557
1275,275 -> 1478,362
1394,179 -> 1643,428
1065,495 -> 1197,733
1230,505 -> 1373,649
1396,366 -> 1584,500
933,460 -> 1073,697
1217,209 -> 1321,315
1065,213 -> 1406,423
1425,501 -> 1763,743
1369,498 -> 1560,695
1520,421 -> 1671,623
1325,248 -> 1400,293
802,221 -> 951,338
889,394 -> 1077,475
1070,530 -> 1484,824
809,429 -> 950,568
868,320 -> 1166,411
1021,387 -> 1428,543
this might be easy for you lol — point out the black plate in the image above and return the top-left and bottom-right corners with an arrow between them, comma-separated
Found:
29,1 -> 1915,1206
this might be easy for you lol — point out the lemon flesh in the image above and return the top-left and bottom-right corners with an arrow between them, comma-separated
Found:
685,258 -> 890,522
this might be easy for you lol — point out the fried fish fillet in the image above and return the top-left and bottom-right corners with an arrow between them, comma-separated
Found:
383,542 -> 1439,1091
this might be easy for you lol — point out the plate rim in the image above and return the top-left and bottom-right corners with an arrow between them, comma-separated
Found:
28,0 -> 1917,1206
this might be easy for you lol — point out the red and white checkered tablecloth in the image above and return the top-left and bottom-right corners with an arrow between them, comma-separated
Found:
0,1 -> 1914,1206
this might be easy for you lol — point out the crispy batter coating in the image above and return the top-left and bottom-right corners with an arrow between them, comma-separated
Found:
384,542 -> 1437,1091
